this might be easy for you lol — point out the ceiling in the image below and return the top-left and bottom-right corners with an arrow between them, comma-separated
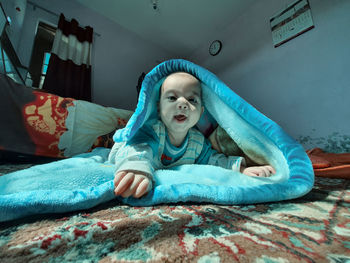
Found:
76,0 -> 255,57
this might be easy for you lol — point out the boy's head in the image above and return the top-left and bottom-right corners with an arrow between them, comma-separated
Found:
159,72 -> 204,135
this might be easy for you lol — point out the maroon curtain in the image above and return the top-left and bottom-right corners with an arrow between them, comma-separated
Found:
43,14 -> 93,101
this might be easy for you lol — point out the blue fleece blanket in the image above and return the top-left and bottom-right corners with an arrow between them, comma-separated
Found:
0,59 -> 314,222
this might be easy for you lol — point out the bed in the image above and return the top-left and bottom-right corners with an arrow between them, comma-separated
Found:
1,69 -> 349,262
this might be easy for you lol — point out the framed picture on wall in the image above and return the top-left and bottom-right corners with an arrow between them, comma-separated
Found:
270,0 -> 314,47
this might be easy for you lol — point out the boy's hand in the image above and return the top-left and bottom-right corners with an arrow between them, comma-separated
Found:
241,165 -> 276,177
114,170 -> 152,198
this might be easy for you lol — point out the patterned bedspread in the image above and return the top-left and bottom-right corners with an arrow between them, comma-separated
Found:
0,164 -> 349,262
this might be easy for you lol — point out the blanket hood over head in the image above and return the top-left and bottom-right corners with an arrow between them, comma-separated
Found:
113,59 -> 314,206
0,59 -> 314,222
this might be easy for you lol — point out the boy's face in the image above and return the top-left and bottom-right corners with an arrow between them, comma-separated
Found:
159,72 -> 203,135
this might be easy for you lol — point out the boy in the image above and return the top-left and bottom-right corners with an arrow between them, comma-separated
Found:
108,72 -> 275,198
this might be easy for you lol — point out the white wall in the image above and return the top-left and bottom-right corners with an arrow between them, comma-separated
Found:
8,0 -> 350,151
190,0 -> 350,152
0,0 -> 27,50
17,0 -> 174,110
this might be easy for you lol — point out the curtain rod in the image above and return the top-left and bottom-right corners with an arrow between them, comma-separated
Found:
27,1 -> 101,37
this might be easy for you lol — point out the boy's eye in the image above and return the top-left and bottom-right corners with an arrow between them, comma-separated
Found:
167,96 -> 177,101
188,98 -> 198,104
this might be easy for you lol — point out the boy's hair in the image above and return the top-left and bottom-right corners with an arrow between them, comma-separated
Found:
159,72 -> 201,97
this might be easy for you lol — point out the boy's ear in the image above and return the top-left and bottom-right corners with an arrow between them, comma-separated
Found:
201,106 -> 204,116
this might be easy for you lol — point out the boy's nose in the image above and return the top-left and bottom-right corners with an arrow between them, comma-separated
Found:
177,97 -> 189,110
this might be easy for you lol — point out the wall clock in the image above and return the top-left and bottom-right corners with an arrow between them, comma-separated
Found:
209,40 -> 222,56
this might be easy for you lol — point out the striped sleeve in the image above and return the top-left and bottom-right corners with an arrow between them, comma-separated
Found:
108,124 -> 159,176
196,138 -> 246,172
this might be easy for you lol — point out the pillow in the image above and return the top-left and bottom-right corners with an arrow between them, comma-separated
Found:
0,73 -> 133,158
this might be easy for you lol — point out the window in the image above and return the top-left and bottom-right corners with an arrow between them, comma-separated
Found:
38,52 -> 51,89
0,29 -> 27,85
0,47 -> 13,72
28,21 -> 56,88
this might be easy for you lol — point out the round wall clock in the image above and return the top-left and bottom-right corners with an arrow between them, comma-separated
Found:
209,40 -> 222,56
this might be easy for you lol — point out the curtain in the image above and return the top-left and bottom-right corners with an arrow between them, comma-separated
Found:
43,14 -> 93,101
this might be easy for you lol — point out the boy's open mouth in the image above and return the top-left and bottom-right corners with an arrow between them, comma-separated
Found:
174,114 -> 187,122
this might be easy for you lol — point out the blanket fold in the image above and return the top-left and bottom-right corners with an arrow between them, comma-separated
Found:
0,59 -> 314,222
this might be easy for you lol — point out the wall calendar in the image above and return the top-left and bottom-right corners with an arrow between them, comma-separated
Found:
270,0 -> 314,48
